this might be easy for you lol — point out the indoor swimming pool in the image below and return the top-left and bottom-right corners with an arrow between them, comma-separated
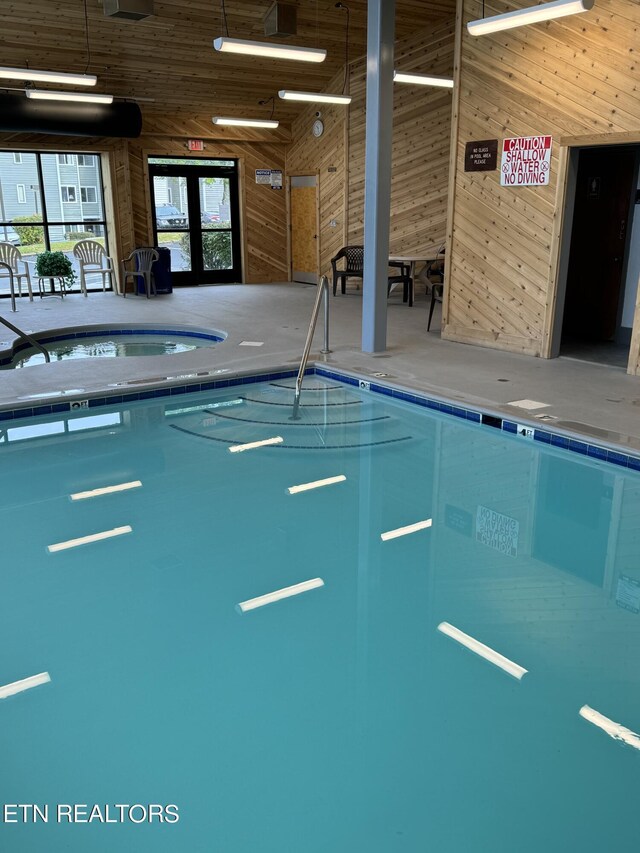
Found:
1,374 -> 639,852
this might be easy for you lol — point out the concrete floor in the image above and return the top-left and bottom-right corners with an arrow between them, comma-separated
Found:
2,282 -> 640,452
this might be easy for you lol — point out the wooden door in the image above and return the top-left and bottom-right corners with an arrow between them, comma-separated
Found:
562,147 -> 637,341
290,175 -> 318,284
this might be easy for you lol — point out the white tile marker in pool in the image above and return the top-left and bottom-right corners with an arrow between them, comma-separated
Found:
237,578 -> 325,613
579,705 -> 640,751
381,519 -> 432,541
48,525 -> 133,553
70,480 -> 142,501
0,672 -> 51,700
287,475 -> 346,495
437,622 -> 528,680
229,436 -> 283,453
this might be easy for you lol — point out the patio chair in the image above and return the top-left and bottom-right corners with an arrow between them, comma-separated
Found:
121,247 -> 159,298
331,245 -> 364,295
0,242 -> 33,302
425,252 -> 445,331
73,239 -> 115,296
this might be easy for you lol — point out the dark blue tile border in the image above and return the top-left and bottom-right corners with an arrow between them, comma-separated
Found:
2,362 -> 640,473
314,364 -> 640,474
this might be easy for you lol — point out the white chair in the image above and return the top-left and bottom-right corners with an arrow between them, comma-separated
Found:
73,239 -> 115,296
121,247 -> 159,298
0,242 -> 33,302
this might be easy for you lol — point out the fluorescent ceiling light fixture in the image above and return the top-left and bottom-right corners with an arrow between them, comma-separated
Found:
212,116 -> 279,129
467,0 -> 594,36
579,705 -> 640,751
229,436 -> 283,453
437,622 -> 528,680
213,37 -> 326,63
0,672 -> 51,700
287,474 -> 346,495
48,525 -> 132,553
237,578 -> 324,613
381,518 -> 433,541
278,89 -> 351,104
393,71 -> 454,88
70,480 -> 142,501
26,89 -> 114,104
0,66 -> 96,86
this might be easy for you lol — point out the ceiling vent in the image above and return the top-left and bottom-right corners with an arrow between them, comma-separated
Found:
103,0 -> 154,21
264,2 -> 297,37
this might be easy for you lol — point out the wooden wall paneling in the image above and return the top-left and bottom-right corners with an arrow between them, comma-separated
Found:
445,0 -> 640,368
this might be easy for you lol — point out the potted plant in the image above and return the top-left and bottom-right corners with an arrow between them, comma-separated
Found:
35,251 -> 77,290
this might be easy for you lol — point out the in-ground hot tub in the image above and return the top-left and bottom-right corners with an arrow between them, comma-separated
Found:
0,324 -> 226,368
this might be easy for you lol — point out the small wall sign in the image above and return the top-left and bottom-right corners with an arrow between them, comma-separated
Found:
255,169 -> 271,185
187,139 -> 204,152
500,135 -> 552,187
270,169 -> 283,190
616,574 -> 640,614
465,139 -> 498,172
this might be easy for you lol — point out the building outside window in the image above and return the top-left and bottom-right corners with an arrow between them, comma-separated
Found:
80,186 -> 97,204
61,186 -> 77,203
0,151 -> 110,296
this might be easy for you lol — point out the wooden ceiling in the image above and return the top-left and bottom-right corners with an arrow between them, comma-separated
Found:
0,0 -> 456,125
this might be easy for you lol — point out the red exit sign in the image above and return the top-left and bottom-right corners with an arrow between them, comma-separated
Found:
187,139 -> 204,152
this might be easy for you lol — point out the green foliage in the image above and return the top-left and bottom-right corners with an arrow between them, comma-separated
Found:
179,231 -> 232,270
65,231 -> 94,241
12,215 -> 44,246
35,251 -> 77,288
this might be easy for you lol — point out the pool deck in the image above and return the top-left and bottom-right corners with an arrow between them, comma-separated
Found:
1,283 -> 639,452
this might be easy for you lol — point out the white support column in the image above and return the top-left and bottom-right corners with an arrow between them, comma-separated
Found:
362,0 -> 395,353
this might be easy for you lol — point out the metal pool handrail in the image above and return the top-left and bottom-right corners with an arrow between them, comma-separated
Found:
0,264 -> 50,363
292,275 -> 330,420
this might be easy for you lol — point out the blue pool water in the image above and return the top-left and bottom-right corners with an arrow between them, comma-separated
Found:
1,376 -> 639,852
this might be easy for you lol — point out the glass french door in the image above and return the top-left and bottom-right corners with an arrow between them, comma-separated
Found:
148,158 -> 242,285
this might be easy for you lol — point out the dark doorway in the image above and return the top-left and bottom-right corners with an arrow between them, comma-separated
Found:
148,157 -> 242,286
560,145 -> 639,367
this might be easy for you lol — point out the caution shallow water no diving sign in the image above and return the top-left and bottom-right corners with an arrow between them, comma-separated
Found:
500,135 -> 552,187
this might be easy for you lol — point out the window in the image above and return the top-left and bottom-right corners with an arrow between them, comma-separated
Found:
166,187 -> 173,204
0,150 -> 110,297
61,186 -> 77,203
80,186 -> 97,204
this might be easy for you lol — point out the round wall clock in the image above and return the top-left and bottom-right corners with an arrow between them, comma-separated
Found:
312,119 -> 324,138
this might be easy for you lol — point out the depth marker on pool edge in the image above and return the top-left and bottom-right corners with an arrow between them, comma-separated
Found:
437,622 -> 528,680
0,672 -> 51,700
381,519 -> 432,541
287,475 -> 346,495
237,578 -> 325,612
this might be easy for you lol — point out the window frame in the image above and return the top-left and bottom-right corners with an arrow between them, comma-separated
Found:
13,153 -> 22,164
80,186 -> 97,204
57,154 -> 76,166
0,150 -> 111,297
60,185 -> 78,203
16,184 -> 26,204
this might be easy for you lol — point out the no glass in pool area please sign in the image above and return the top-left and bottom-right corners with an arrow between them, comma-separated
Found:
500,135 -> 552,187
